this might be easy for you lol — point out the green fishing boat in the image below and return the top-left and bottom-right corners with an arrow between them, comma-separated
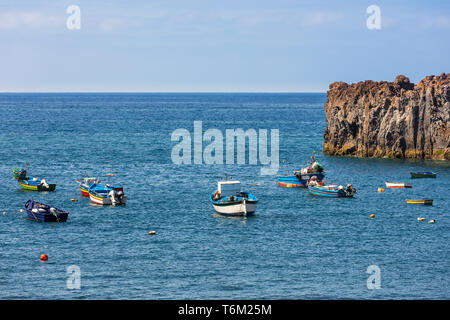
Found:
410,172 -> 437,178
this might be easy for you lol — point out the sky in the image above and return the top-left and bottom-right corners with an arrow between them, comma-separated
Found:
0,0 -> 449,92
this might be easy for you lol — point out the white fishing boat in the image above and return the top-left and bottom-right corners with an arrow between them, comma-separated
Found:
210,180 -> 258,216
385,181 -> 412,188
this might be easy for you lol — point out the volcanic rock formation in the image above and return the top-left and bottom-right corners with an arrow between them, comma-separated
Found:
323,74 -> 449,160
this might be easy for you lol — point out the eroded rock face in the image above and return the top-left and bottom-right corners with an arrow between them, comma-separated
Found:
323,74 -> 449,160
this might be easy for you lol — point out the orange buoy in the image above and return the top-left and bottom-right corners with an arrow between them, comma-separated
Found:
378,188 -> 384,192
40,254 -> 48,261
2,212 -> 6,215
70,199 -> 78,202
148,231 -> 156,235
107,173 -> 115,177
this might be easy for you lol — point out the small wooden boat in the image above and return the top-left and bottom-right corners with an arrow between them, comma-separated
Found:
18,177 -> 56,191
88,183 -> 126,205
406,199 -> 433,206
77,177 -> 100,196
12,168 -> 28,180
278,173 -> 325,188
308,183 -> 357,198
410,172 -> 437,179
210,180 -> 258,216
385,182 -> 412,189
278,158 -> 325,188
25,200 -> 69,222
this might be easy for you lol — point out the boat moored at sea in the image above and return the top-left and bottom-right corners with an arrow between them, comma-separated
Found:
385,181 -> 412,189
277,157 -> 325,187
308,181 -> 357,198
88,183 -> 127,205
77,177 -> 101,196
12,168 -> 28,180
25,200 -> 69,222
406,199 -> 433,206
410,172 -> 437,179
18,177 -> 56,191
210,180 -> 258,216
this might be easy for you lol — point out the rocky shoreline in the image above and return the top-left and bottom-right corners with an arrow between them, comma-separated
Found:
323,74 -> 449,160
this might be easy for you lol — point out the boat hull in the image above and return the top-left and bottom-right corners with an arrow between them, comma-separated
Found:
79,183 -> 90,196
406,200 -> 433,205
385,182 -> 412,188
277,173 -> 325,188
212,201 -> 257,216
89,192 -> 127,205
308,185 -> 353,198
19,180 -> 56,192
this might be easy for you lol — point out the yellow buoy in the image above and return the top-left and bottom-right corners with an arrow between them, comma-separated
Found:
417,217 -> 426,222
370,214 -> 375,219
148,231 -> 156,235
378,188 -> 384,192
428,219 -> 435,224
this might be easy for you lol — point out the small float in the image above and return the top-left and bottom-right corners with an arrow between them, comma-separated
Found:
88,183 -> 127,205
406,199 -> 433,206
308,179 -> 357,198
410,172 -> 437,179
25,200 -> 69,222
77,177 -> 100,196
385,182 -> 412,189
210,180 -> 258,216
277,156 -> 325,188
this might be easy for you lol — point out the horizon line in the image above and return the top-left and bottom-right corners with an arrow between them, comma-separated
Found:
0,90 -> 327,94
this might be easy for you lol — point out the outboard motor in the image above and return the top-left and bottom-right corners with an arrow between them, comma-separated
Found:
40,179 -> 50,188
346,184 -> 356,195
109,189 -> 118,205
116,190 -> 124,205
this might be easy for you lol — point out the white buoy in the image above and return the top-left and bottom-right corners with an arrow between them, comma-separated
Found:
428,219 -> 435,224
417,217 -> 426,222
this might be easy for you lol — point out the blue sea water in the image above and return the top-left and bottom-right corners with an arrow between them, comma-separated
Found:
0,93 -> 448,299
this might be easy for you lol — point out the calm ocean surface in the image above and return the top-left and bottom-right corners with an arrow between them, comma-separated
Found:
0,93 -> 448,299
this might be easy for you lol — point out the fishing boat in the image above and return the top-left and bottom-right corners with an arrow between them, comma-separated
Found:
88,183 -> 126,205
18,177 -> 56,191
210,180 -> 258,216
385,182 -> 412,189
410,172 -> 437,179
12,168 -> 28,180
406,199 -> 433,206
277,157 -> 325,187
25,200 -> 69,222
77,177 -> 100,196
308,182 -> 357,198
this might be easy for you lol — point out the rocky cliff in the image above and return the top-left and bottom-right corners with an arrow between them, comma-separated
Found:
323,74 -> 449,160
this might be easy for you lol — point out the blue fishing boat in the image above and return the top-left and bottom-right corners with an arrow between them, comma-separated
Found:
308,183 -> 357,198
25,200 -> 69,222
278,156 -> 325,187
18,177 -> 56,191
278,173 -> 325,187
210,180 -> 258,216
88,183 -> 127,205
